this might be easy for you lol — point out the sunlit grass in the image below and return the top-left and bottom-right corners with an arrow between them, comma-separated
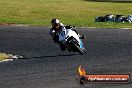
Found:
0,53 -> 9,61
0,0 -> 132,28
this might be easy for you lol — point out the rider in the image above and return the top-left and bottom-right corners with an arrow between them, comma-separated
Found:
50,18 -> 83,51
50,19 -> 65,43
50,19 -> 67,51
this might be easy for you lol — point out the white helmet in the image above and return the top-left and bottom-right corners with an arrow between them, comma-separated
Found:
51,19 -> 60,24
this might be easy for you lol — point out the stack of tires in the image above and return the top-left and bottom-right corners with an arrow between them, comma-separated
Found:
95,14 -> 132,23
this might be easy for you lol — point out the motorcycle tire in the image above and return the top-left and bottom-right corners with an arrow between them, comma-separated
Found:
73,43 -> 85,55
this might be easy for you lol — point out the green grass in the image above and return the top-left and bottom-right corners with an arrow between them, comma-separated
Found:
0,53 -> 9,61
0,0 -> 132,28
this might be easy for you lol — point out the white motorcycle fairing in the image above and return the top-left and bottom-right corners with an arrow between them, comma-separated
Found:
59,28 -> 80,44
58,26 -> 86,54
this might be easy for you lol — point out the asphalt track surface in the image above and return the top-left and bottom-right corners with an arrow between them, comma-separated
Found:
0,26 -> 132,88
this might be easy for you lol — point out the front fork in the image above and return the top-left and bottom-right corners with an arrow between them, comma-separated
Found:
79,39 -> 84,49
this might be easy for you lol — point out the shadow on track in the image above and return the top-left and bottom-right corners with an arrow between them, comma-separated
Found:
19,53 -> 80,59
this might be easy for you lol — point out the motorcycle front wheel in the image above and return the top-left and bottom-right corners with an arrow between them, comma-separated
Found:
73,43 -> 86,55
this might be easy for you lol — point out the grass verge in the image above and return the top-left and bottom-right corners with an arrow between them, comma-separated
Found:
0,0 -> 132,28
0,53 -> 10,61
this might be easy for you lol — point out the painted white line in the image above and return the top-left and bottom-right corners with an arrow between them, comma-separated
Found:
0,59 -> 14,63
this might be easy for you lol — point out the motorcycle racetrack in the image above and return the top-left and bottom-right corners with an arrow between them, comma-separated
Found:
0,26 -> 132,88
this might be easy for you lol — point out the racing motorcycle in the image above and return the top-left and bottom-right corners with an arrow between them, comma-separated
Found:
58,26 -> 86,55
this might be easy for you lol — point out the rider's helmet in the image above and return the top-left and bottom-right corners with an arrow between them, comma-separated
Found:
51,19 -> 60,24
51,19 -> 60,29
